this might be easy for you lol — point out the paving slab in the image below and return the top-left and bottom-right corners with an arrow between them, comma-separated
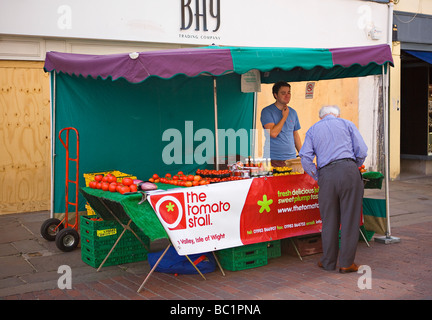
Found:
0,175 -> 431,301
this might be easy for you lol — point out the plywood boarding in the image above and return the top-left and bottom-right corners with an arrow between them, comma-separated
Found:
0,61 -> 51,214
255,78 -> 359,158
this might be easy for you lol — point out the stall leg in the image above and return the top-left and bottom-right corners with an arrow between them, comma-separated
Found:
290,238 -> 303,261
97,198 -> 150,251
185,255 -> 206,280
97,220 -> 132,272
212,251 -> 225,276
137,244 -> 171,293
359,227 -> 370,247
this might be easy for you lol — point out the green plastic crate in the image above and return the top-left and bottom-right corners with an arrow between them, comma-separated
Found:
218,256 -> 267,271
80,215 -> 146,241
81,239 -> 149,257
266,240 -> 281,259
81,249 -> 148,268
217,242 -> 267,260
79,215 -> 150,268
216,243 -> 268,271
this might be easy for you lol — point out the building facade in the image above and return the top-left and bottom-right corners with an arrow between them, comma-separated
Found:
0,0 -> 401,214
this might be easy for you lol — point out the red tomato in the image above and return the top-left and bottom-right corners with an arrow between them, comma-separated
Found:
101,182 -> 110,191
193,175 -> 201,181
119,185 -> 130,194
165,173 -> 172,178
192,180 -> 199,186
187,175 -> 194,181
129,184 -> 138,192
94,174 -> 103,182
122,177 -> 133,186
152,173 -> 159,179
108,175 -> 117,183
89,181 -> 97,189
109,182 -> 117,192
173,175 -> 179,180
116,184 -> 123,192
177,171 -> 184,176
185,181 -> 193,187
96,182 -> 102,189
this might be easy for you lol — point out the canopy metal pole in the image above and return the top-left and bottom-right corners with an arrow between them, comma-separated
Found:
252,92 -> 257,159
375,63 -> 400,244
50,72 -> 56,219
213,77 -> 219,170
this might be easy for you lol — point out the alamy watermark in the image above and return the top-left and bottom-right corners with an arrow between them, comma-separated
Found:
357,265 -> 372,290
57,265 -> 72,290
161,121 -> 269,165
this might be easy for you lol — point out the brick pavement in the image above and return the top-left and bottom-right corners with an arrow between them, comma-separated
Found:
2,221 -> 431,301
1,176 -> 431,303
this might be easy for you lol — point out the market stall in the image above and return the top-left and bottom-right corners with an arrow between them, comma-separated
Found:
43,44 -> 394,289
44,44 -> 394,217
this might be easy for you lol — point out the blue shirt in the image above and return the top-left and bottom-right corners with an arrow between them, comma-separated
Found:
299,115 -> 368,180
260,104 -> 301,160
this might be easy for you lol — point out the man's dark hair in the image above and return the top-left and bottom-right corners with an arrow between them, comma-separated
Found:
272,81 -> 291,95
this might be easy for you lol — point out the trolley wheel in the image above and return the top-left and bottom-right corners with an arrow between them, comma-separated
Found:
40,218 -> 64,241
55,228 -> 80,252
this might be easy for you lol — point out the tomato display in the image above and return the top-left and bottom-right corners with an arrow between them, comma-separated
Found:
88,173 -> 142,195
122,177 -> 133,186
149,170 -> 245,188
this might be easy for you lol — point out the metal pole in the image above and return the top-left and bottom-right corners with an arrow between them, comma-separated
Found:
375,63 -> 400,244
50,72 -> 56,219
252,92 -> 257,159
213,77 -> 219,170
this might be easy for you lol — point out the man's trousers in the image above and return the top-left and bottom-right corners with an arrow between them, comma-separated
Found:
317,159 -> 364,270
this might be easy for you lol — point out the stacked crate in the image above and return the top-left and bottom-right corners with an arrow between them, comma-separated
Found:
215,240 -> 281,271
82,170 -> 137,217
80,215 -> 150,268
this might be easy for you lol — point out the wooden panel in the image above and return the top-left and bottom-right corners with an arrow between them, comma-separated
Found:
255,78 -> 359,158
0,61 -> 51,214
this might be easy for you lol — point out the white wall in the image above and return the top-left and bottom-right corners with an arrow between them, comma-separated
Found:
1,0 -> 390,48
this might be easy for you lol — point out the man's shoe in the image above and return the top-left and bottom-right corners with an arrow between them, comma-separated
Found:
339,263 -> 359,273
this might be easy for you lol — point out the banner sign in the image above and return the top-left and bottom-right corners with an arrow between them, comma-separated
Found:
148,174 -> 322,255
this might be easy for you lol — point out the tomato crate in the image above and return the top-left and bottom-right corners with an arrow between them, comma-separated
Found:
85,203 -> 98,216
81,249 -> 148,268
282,234 -> 323,257
80,229 -> 150,251
79,215 -> 149,249
216,243 -> 268,271
80,221 -> 145,240
80,215 -> 125,231
217,254 -> 268,271
83,170 -> 137,187
266,240 -> 281,259
216,242 -> 267,261
81,241 -> 148,259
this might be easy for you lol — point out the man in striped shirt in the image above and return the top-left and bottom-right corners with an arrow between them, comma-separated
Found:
299,105 -> 368,273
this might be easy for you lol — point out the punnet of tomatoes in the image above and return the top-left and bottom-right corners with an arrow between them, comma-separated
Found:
149,171 -> 210,187
148,170 -> 245,187
358,164 -> 367,173
196,169 -> 231,178
88,173 -> 139,194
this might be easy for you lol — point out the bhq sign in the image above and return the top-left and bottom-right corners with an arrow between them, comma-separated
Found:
179,0 -> 222,42
148,174 -> 321,255
180,0 -> 221,32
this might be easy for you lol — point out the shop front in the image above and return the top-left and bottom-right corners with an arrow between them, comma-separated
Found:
394,10 -> 432,175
